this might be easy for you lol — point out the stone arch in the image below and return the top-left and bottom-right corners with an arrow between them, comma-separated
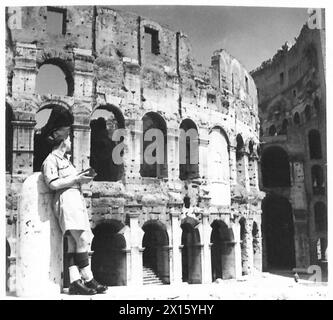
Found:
142,220 -> 170,284
6,103 -> 14,173
239,217 -> 249,275
33,103 -> 73,172
36,58 -> 74,96
91,219 -> 127,286
261,146 -> 290,187
311,165 -> 325,195
208,126 -> 230,206
181,217 -> 202,283
308,129 -> 322,159
210,219 -> 235,280
90,104 -> 125,182
140,112 -> 168,178
262,195 -> 295,269
179,118 -> 199,180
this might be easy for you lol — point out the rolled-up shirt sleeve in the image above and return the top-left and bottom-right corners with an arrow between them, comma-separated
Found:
42,156 -> 59,187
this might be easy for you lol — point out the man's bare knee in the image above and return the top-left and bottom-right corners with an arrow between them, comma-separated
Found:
78,232 -> 91,250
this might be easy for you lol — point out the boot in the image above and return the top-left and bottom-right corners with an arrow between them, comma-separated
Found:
85,278 -> 108,294
69,279 -> 97,295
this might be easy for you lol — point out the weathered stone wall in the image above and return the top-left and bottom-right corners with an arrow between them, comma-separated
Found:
252,24 -> 326,269
6,6 -> 262,291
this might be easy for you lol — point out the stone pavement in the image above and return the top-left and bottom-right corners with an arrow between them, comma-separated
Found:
6,271 -> 330,300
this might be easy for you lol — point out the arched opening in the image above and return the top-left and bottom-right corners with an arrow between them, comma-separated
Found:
142,220 -> 170,284
252,222 -> 261,271
314,202 -> 327,233
36,60 -> 74,96
140,112 -> 168,178
311,165 -> 325,195
280,119 -> 288,135
268,125 -> 277,136
249,140 -> 254,155
308,130 -> 322,159
207,127 -> 230,206
236,134 -> 244,160
239,218 -> 249,275
181,218 -> 202,283
90,106 -> 125,182
304,105 -> 312,121
33,104 -> 73,172
179,119 -> 199,180
261,146 -> 290,187
210,220 -> 235,280
293,112 -> 300,125
6,104 -> 13,173
314,97 -> 320,114
262,195 -> 295,269
91,220 -> 127,286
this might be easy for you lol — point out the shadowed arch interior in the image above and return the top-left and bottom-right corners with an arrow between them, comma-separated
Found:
90,105 -> 125,182
261,146 -> 290,188
140,112 -> 168,178
142,220 -> 170,284
262,195 -> 295,269
6,104 -> 13,173
91,220 -> 127,286
210,220 -> 236,280
179,118 -> 199,180
308,129 -> 322,159
181,221 -> 202,283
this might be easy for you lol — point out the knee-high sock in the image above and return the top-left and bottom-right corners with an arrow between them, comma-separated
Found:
80,265 -> 93,282
69,265 -> 81,283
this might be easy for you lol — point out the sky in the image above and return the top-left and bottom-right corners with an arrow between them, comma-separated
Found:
35,5 -> 310,97
115,5 -> 309,71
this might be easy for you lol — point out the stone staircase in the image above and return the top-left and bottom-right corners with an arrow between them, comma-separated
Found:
143,266 -> 164,285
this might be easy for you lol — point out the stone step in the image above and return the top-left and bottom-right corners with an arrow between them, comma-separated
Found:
143,266 -> 164,285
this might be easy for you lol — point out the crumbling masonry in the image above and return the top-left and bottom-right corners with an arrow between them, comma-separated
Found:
5,6 -> 263,292
251,24 -> 327,273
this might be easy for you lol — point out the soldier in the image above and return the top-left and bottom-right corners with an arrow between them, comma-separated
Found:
41,107 -> 107,295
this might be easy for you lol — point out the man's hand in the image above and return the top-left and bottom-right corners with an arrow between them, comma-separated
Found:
76,172 -> 94,184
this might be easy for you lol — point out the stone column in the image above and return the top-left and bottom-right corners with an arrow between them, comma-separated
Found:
253,231 -> 262,273
248,153 -> 259,189
201,210 -> 212,284
72,123 -> 91,172
236,150 -> 250,191
16,173 -> 63,297
169,203 -> 183,284
167,128 -> 179,181
290,160 -> 310,269
232,223 -> 243,279
126,119 -> 143,183
198,131 -> 209,179
229,146 -> 237,186
12,116 -> 36,176
241,219 -> 254,275
126,205 -> 144,286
